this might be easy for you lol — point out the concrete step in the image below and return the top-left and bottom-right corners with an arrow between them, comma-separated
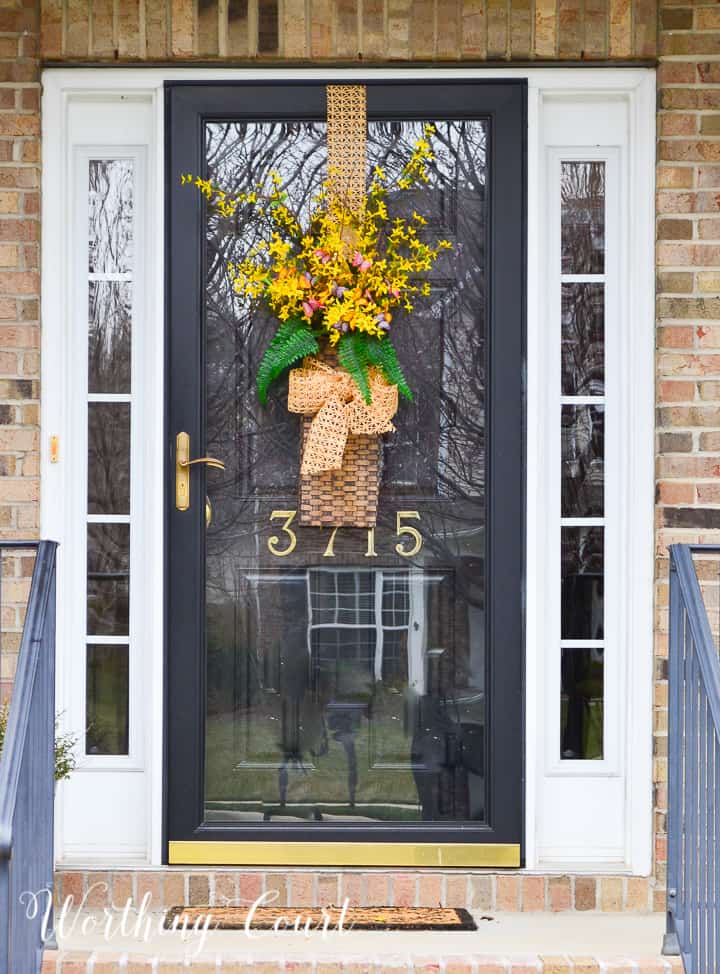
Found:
41,911 -> 681,973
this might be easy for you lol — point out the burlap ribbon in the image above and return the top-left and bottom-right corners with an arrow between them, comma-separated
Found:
288,357 -> 398,476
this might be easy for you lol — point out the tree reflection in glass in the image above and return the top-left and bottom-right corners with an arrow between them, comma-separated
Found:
202,118 -> 490,825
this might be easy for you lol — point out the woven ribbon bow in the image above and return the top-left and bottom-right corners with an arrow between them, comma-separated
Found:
288,357 -> 398,476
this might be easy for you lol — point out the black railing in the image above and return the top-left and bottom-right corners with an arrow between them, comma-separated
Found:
665,543 -> 720,974
0,540 -> 58,974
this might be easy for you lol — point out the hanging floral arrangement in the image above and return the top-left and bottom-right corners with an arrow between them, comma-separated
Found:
182,124 -> 451,407
183,105 -> 452,529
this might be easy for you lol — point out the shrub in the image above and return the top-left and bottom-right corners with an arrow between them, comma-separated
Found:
0,704 -> 78,782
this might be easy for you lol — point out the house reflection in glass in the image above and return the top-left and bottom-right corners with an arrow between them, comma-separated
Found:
205,566 -> 486,824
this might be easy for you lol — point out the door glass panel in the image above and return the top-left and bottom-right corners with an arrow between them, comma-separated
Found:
86,644 -> 129,755
88,402 -> 130,515
88,159 -> 134,275
561,646 -> 604,760
86,523 -> 130,636
561,526 -> 603,639
561,404 -> 604,517
88,280 -> 132,394
203,117 -> 488,824
561,283 -> 604,396
561,161 -> 605,275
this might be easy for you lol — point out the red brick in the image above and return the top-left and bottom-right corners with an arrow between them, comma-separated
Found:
548,876 -> 572,912
444,873 -> 468,908
659,113 -> 697,137
365,872 -> 390,904
340,872 -> 364,906
698,62 -> 720,85
600,876 -> 624,911
392,873 -> 417,906
264,873 -> 288,906
162,872 -> 185,907
111,871 -> 134,908
658,380 -> 696,403
289,872 -> 314,906
658,61 -> 695,86
658,482 -> 696,505
496,874 -> 520,910
574,876 -> 597,911
317,872 -> 338,906
418,873 -> 443,906
658,326 -> 694,348
521,875 -> 545,911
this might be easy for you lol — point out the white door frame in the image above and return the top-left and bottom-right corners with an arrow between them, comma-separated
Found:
41,66 -> 656,871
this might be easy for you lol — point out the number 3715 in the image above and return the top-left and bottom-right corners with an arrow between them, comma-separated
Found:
267,510 -> 423,559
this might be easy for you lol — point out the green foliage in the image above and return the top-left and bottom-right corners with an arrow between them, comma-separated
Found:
0,704 -> 78,783
256,317 -> 319,404
366,336 -> 413,402
337,331 -> 371,404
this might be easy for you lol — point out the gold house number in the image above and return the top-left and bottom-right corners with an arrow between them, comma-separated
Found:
267,510 -> 423,558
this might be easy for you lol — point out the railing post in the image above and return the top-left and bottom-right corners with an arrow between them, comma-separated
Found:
663,551 -> 681,957
41,566 -> 56,951
0,857 -> 8,974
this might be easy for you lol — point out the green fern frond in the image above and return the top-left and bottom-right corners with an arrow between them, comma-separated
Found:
337,331 -> 371,404
366,336 -> 413,401
257,317 -> 319,403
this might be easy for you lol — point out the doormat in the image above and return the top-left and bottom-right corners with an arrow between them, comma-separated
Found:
165,905 -> 477,932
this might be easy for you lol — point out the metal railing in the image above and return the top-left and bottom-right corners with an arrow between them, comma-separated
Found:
665,543 -> 720,974
0,541 -> 58,974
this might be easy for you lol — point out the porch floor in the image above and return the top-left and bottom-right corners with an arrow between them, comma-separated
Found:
43,910 -> 679,972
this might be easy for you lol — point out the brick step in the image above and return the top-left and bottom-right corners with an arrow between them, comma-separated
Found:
41,950 -> 683,973
54,869 -> 665,914
41,908 -> 677,973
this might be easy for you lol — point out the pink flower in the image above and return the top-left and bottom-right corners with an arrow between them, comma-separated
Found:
352,251 -> 372,273
314,249 -> 331,263
302,299 -> 322,317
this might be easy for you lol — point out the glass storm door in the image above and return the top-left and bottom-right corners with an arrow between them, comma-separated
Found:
166,82 -> 525,860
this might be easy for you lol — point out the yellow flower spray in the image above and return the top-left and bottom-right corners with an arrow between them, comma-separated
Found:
182,124 -> 452,404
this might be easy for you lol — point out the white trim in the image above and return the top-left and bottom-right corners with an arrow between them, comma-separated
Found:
41,66 -> 655,871
43,90 -> 160,862
532,76 -> 656,873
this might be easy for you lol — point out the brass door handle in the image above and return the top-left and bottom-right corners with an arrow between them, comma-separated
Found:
176,432 -> 225,512
179,457 -> 226,471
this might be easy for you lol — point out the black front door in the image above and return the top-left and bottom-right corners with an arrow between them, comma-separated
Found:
165,81 -> 525,861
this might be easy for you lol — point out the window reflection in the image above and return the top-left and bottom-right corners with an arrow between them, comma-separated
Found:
206,568 -> 485,822
561,405 -> 604,517
561,647 -> 604,760
88,159 -> 133,274
84,158 -> 134,761
203,117 -> 488,825
86,523 -> 129,636
561,526 -> 603,640
561,283 -> 604,396
88,402 -> 130,515
88,280 -> 132,394
86,644 -> 129,755
561,162 -> 605,275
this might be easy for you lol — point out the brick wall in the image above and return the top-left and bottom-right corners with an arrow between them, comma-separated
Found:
39,0 -> 658,61
0,0 -> 40,703
0,0 -> 718,899
655,0 -> 720,907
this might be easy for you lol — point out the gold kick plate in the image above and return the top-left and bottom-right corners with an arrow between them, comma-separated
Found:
175,432 -> 226,512
168,840 -> 521,868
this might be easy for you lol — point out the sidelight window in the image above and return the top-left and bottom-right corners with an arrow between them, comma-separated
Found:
84,159 -> 135,756
558,161 -> 606,762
